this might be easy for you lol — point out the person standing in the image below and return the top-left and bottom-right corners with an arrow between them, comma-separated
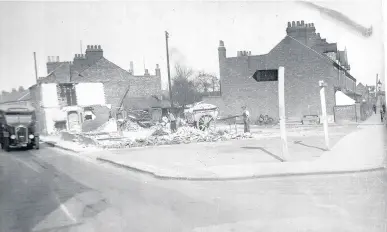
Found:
242,106 -> 250,133
373,104 -> 377,114
168,110 -> 177,133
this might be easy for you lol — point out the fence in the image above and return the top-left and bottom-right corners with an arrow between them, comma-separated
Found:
333,102 -> 373,123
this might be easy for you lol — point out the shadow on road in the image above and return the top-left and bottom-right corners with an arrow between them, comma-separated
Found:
241,146 -> 284,162
0,149 -> 93,232
293,140 -> 327,151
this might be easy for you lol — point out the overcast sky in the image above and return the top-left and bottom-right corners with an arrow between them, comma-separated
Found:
0,0 -> 384,92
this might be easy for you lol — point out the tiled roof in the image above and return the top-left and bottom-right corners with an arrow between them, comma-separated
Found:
38,62 -> 71,84
71,57 -> 131,82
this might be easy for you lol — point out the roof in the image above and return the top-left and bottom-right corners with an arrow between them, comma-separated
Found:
123,96 -> 171,110
0,89 -> 31,104
71,57 -> 132,82
38,62 -> 71,84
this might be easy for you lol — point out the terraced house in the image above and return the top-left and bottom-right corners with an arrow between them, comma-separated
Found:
204,20 -> 356,122
29,45 -> 162,134
36,45 -> 162,108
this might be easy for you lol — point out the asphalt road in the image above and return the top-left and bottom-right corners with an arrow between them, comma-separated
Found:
0,143 -> 386,232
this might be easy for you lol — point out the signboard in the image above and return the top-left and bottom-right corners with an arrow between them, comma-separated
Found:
251,69 -> 278,82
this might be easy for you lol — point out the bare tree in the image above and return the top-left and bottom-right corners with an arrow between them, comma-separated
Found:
171,64 -> 201,107
195,72 -> 220,93
174,63 -> 194,80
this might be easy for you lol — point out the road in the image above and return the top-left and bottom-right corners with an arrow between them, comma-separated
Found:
0,143 -> 386,232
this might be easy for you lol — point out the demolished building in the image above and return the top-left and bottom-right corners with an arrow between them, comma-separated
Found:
30,45 -> 162,134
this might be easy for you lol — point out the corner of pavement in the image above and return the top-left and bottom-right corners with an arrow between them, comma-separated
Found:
41,115 -> 386,180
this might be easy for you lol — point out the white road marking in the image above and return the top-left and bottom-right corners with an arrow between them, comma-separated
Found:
59,203 -> 77,223
54,193 -> 78,223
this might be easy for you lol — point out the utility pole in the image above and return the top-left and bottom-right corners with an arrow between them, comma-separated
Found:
251,67 -> 289,161
165,31 -> 173,108
319,80 -> 330,150
33,52 -> 38,83
278,67 -> 289,160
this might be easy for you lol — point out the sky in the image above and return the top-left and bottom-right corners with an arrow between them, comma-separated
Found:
0,0 -> 384,92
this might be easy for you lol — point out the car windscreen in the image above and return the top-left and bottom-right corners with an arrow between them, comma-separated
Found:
5,112 -> 33,125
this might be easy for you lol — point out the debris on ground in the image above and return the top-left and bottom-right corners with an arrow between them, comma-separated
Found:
119,119 -> 142,131
95,118 -> 118,133
97,126 -> 253,149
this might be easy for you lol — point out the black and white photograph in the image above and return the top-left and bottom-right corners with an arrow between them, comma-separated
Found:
0,0 -> 386,231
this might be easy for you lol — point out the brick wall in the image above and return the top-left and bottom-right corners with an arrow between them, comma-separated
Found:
72,57 -> 161,108
208,37 -> 338,121
128,75 -> 161,98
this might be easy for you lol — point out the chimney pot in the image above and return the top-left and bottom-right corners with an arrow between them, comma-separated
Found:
219,40 -> 224,47
56,56 -> 59,62
47,56 -> 51,62
287,22 -> 291,27
301,20 -> 304,26
156,64 -> 159,69
297,21 -> 301,26
292,21 -> 296,27
87,45 -> 90,49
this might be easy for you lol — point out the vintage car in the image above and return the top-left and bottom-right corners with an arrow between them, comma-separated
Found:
184,102 -> 219,131
0,104 -> 39,151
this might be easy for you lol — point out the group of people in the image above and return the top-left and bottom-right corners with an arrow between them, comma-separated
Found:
372,103 -> 386,122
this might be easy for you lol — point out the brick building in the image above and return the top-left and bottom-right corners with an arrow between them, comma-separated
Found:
37,45 -> 162,109
204,21 -> 356,122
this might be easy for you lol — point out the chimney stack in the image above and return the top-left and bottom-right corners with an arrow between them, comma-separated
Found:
144,69 -> 149,76
130,61 -> 134,74
155,64 -> 161,77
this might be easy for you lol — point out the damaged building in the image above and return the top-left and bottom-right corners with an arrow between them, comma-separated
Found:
204,21 -> 357,122
30,45 -> 162,134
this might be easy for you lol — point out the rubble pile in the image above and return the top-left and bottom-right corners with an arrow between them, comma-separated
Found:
98,126 -> 253,149
120,119 -> 142,131
95,118 -> 118,133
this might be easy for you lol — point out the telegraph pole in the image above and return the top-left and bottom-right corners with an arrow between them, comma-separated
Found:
165,31 -> 174,108
278,67 -> 289,160
319,80 -> 330,150
33,52 -> 38,83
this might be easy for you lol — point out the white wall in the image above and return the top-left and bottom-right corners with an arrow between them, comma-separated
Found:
40,83 -> 59,107
75,83 -> 106,106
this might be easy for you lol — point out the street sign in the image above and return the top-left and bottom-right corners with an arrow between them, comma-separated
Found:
251,69 -> 278,82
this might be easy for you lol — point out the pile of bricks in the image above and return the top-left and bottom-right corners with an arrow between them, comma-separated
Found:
97,126 -> 253,149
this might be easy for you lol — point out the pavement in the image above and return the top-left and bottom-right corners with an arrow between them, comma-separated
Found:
41,114 -> 385,180
1,138 -> 386,231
